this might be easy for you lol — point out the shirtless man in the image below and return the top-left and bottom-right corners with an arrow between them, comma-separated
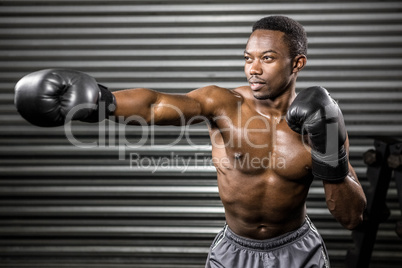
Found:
14,16 -> 366,267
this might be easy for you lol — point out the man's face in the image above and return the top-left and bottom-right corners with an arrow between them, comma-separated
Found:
244,29 -> 294,100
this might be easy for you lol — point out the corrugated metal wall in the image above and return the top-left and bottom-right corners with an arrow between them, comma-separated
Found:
1,1 -> 401,267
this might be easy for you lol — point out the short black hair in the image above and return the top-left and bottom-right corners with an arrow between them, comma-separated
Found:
252,15 -> 307,58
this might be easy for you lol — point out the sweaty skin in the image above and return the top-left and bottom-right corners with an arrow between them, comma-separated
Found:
113,30 -> 366,240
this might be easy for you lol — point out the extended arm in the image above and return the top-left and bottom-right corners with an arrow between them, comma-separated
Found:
14,69 -> 223,127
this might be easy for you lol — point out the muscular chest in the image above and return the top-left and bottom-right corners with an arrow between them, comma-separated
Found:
210,110 -> 311,179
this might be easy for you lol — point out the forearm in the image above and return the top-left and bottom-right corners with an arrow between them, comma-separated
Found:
112,88 -> 202,125
323,165 -> 367,229
113,88 -> 159,124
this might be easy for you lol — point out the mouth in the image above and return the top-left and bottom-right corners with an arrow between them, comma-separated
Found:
249,81 -> 266,91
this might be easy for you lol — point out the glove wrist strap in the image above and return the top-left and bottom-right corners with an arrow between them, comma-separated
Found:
311,145 -> 349,182
81,84 -> 115,123
98,83 -> 116,117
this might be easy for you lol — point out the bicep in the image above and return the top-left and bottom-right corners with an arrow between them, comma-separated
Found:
152,85 -> 230,125
152,92 -> 204,125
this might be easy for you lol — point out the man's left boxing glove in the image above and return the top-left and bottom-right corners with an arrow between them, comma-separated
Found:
14,69 -> 116,127
286,86 -> 349,182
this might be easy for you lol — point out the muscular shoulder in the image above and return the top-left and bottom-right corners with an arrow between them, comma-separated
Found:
186,85 -> 243,118
233,86 -> 253,99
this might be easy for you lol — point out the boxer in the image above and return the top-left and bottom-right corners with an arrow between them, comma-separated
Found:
15,16 -> 366,267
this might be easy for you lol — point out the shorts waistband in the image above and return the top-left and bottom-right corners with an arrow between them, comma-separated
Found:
224,217 -> 312,251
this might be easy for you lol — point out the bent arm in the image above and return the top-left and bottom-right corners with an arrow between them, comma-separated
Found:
323,136 -> 367,230
112,87 -> 216,125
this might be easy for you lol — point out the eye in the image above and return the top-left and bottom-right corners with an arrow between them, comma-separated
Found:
244,56 -> 252,62
263,56 -> 273,61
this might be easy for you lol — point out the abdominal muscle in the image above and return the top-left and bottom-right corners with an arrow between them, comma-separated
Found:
215,158 -> 312,240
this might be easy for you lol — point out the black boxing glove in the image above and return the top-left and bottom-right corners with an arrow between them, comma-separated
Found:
286,86 -> 349,182
14,69 -> 116,127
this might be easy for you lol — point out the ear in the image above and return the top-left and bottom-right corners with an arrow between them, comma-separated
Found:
292,55 -> 307,73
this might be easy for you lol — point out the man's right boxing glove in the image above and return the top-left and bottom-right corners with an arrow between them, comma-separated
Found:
286,86 -> 349,182
14,69 -> 116,127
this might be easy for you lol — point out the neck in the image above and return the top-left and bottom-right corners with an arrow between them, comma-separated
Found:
254,86 -> 296,116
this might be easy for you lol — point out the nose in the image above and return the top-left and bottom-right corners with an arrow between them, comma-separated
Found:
249,59 -> 262,76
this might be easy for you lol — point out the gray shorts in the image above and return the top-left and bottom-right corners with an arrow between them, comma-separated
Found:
205,217 -> 330,268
